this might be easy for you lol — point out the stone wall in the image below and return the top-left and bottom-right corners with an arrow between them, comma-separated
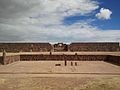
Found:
1,54 -> 120,66
0,56 -> 3,64
105,55 -> 120,66
20,54 -> 120,66
0,43 -> 52,52
20,55 -> 107,61
0,42 -> 119,52
3,55 -> 20,65
69,42 -> 119,51
53,43 -> 68,52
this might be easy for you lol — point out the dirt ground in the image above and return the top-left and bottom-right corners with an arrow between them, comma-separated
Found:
0,61 -> 120,74
0,54 -> 120,90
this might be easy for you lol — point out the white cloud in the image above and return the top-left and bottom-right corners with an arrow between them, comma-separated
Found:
0,0 -> 99,25
0,0 -> 120,42
0,21 -> 120,43
96,8 -> 112,20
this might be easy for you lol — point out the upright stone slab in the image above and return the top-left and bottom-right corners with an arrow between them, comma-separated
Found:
2,50 -> 6,65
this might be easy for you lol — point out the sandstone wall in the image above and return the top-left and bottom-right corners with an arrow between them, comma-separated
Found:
0,43 -> 52,52
20,55 -> 107,61
69,42 -> 119,51
0,56 -> 3,64
105,55 -> 120,66
1,54 -> 120,66
0,42 -> 119,52
3,55 -> 20,65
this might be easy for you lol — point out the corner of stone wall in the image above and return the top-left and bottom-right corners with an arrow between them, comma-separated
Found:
104,55 -> 120,66
1,51 -> 20,65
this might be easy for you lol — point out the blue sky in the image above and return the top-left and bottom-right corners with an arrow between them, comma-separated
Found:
0,0 -> 120,42
63,0 -> 120,30
94,0 -> 120,30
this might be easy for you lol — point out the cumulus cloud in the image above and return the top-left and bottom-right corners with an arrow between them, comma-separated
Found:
96,8 -> 112,20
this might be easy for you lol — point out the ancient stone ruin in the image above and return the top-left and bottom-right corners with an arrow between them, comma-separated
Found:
0,42 -> 120,66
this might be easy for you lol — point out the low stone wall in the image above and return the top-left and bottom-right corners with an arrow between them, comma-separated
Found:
20,55 -> 107,61
1,54 -> 120,66
20,54 -> 120,66
3,55 -> 20,65
105,55 -> 120,66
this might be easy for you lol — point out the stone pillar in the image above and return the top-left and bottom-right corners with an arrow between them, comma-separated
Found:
65,60 -> 67,66
67,45 -> 70,52
63,54 -> 67,66
75,53 -> 78,60
75,62 -> 77,66
2,50 -> 6,65
71,62 -> 73,66
50,51 -> 52,55
51,45 -> 54,52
